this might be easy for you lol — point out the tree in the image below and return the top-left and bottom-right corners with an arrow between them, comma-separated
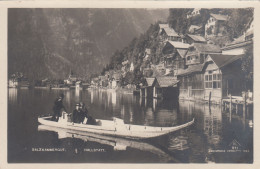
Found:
241,44 -> 253,90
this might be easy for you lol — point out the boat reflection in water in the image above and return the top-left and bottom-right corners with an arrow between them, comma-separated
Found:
38,124 -> 177,162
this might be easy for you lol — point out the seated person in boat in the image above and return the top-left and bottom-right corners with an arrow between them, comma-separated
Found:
51,93 -> 66,122
79,102 -> 89,123
72,103 -> 82,123
79,102 -> 97,125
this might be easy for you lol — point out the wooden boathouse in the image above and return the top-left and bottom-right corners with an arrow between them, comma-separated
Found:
140,78 -> 155,98
177,53 -> 245,103
153,76 -> 179,99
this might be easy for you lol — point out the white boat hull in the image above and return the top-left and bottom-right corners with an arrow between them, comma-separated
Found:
38,116 -> 194,139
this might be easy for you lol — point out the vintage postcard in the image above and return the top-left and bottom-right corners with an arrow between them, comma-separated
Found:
0,0 -> 259,168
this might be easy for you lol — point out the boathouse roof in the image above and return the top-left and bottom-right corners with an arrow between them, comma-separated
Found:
206,54 -> 243,68
145,78 -> 155,87
155,76 -> 179,87
177,64 -> 205,76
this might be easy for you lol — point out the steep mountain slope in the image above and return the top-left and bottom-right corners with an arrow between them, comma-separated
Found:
8,8 -> 169,80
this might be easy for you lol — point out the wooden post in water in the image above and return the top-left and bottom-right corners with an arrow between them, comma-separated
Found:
243,91 -> 247,118
236,103 -> 238,114
229,94 -> 232,114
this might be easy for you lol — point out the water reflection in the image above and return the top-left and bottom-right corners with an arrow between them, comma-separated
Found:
203,105 -> 222,146
8,89 -> 253,163
38,124 -> 176,162
75,89 -> 80,103
8,88 -> 17,104
90,90 -> 94,104
111,92 -> 117,105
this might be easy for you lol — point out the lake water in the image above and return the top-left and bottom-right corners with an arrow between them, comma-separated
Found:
8,88 -> 253,163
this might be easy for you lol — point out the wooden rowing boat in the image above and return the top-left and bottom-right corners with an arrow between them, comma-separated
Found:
38,114 -> 194,139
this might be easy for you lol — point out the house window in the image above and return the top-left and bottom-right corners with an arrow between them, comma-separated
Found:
205,72 -> 221,89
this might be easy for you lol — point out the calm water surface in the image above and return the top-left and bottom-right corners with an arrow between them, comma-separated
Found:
8,88 -> 253,163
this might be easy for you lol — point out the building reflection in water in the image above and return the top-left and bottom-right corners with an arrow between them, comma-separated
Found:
64,90 -> 71,106
121,105 -> 125,118
129,111 -> 133,123
179,101 -> 222,148
8,88 -> 18,104
168,135 -> 189,151
75,89 -> 80,103
144,107 -> 154,126
153,98 -> 157,111
203,105 -> 222,146
90,90 -> 94,104
112,92 -> 116,105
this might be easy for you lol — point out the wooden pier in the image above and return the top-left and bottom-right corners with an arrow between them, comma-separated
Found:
222,93 -> 253,118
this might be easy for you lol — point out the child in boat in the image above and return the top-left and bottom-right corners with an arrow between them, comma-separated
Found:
51,93 -> 66,122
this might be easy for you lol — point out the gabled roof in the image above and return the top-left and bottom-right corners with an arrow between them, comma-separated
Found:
188,25 -> 202,33
155,76 -> 178,87
176,49 -> 188,58
145,78 -> 155,87
177,64 -> 205,76
193,43 -> 222,53
168,41 -> 190,49
186,50 -> 199,57
159,24 -> 169,29
163,27 -> 180,37
228,35 -> 245,45
207,54 -> 243,68
189,25 -> 201,30
222,34 -> 253,51
187,34 -> 206,42
210,13 -> 228,21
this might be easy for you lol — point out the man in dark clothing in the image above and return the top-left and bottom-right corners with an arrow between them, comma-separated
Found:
72,103 -> 81,123
79,102 -> 96,125
51,94 -> 66,122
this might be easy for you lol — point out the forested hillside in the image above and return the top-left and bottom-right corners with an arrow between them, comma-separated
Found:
101,8 -> 253,85
8,8 -> 169,80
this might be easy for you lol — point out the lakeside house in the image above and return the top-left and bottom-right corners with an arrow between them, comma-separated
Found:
162,41 -> 190,75
158,24 -> 180,42
177,54 -> 244,103
222,18 -> 253,55
9,78 -> 19,88
8,77 -> 30,88
111,72 -> 121,89
64,71 -> 77,86
144,48 -> 151,61
188,25 -> 203,35
187,8 -> 201,19
99,75 -> 108,87
205,13 -> 228,38
185,43 -> 222,66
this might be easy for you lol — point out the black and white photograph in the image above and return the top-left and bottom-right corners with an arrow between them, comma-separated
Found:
5,4 -> 254,164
